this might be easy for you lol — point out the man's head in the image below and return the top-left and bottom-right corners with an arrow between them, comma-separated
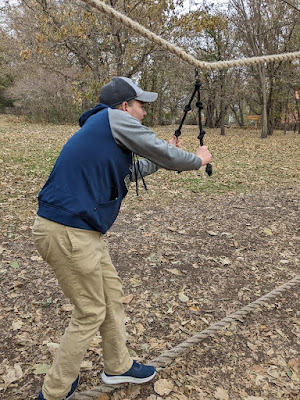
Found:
99,77 -> 157,122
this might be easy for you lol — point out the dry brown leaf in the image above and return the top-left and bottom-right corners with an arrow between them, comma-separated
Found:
154,378 -> 174,395
3,364 -> 23,389
96,394 -> 110,400
172,393 -> 189,400
12,319 -> 23,330
146,395 -> 157,400
288,358 -> 300,370
166,268 -> 182,276
126,385 -> 141,397
189,306 -> 200,312
80,360 -> 93,370
123,294 -> 134,304
214,386 -> 229,400
89,336 -> 102,347
61,304 -> 74,312
243,397 -> 265,400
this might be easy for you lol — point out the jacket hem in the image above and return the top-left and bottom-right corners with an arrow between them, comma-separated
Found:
37,201 -> 98,232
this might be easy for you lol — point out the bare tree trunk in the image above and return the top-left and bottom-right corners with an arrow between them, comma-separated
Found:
230,99 -> 245,127
258,65 -> 268,138
205,98 -> 215,128
230,105 -> 240,126
220,96 -> 225,135
296,97 -> 300,134
239,99 -> 245,127
219,71 -> 226,135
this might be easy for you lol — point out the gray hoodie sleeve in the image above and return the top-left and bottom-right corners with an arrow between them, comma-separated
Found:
131,158 -> 160,181
108,108 -> 202,175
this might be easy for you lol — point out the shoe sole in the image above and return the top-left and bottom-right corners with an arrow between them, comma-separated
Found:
101,371 -> 156,385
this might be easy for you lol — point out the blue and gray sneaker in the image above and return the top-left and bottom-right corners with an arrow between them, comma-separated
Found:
101,360 -> 156,384
38,374 -> 79,400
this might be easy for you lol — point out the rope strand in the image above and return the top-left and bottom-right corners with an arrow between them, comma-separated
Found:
73,274 -> 300,399
81,0 -> 300,71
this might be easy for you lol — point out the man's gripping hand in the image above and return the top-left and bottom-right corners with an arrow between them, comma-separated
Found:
196,145 -> 212,166
168,135 -> 182,148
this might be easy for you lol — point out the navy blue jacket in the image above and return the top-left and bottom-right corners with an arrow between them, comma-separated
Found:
37,105 -> 132,233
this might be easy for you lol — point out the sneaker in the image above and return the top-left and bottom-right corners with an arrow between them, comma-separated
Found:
38,374 -> 79,400
101,360 -> 156,384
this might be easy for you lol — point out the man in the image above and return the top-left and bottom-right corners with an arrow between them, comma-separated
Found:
33,77 -> 211,400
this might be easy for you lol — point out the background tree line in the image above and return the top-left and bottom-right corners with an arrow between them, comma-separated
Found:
0,0 -> 299,137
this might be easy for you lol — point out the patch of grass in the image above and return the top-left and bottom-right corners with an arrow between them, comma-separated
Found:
153,125 -> 300,196
179,176 -> 248,194
1,117 -> 300,228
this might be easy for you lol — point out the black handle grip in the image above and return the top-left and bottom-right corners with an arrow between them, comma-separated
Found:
206,163 -> 213,176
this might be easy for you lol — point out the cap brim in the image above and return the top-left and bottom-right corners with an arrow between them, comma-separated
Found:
135,91 -> 158,103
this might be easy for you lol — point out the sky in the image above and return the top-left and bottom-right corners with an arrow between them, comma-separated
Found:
183,0 -> 229,12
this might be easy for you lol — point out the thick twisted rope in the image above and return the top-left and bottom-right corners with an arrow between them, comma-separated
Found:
151,274 -> 300,367
81,0 -> 300,71
73,274 -> 300,399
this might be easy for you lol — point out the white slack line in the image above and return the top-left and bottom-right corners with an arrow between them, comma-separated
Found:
73,274 -> 300,399
80,0 -> 300,71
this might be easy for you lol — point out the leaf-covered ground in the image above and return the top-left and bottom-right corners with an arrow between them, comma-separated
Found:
0,115 -> 299,399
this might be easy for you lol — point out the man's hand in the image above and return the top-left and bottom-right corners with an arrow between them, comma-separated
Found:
196,145 -> 212,166
168,135 -> 182,148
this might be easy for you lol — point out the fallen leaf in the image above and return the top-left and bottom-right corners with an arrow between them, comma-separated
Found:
96,394 -> 110,400
12,320 -> 23,330
288,358 -> 299,370
81,360 -> 93,370
12,281 -> 24,289
166,268 -> 182,276
219,256 -> 231,266
154,378 -> 174,395
61,304 -> 74,312
128,348 -> 137,357
189,306 -> 200,312
200,317 -> 210,325
126,385 -> 141,396
179,293 -> 189,302
263,227 -> 273,236
89,336 -> 102,347
136,322 -> 145,335
243,397 -> 265,400
3,364 -> 23,389
123,294 -> 134,304
214,387 -> 229,400
207,230 -> 218,236
46,342 -> 59,349
33,364 -> 51,375
266,366 -> 280,379
10,261 -> 19,269
172,393 -> 189,400
30,255 -> 43,261
129,277 -> 142,287
247,342 -> 257,351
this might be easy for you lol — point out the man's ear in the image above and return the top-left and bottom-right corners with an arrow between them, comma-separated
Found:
120,101 -> 128,112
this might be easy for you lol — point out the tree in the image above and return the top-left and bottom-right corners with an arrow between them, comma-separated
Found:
229,0 -> 299,138
178,3 -> 238,134
4,0 -> 181,120
0,28 -> 17,108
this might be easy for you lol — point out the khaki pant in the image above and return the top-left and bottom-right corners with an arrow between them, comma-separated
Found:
32,216 -> 132,400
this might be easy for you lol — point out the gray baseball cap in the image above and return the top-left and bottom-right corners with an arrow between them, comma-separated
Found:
99,77 -> 158,107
